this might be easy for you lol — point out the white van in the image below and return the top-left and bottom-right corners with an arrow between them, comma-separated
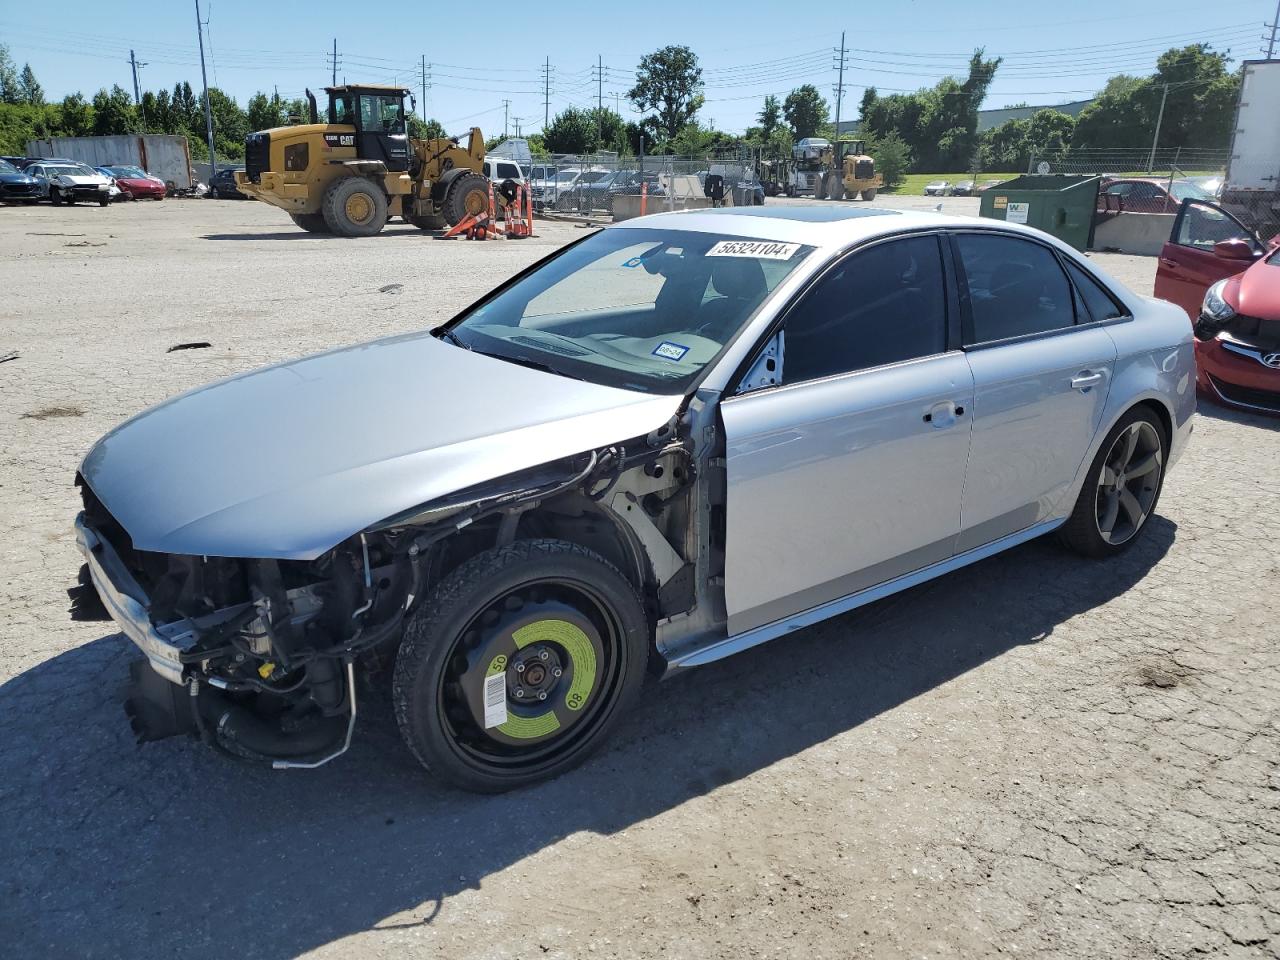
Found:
482,158 -> 526,186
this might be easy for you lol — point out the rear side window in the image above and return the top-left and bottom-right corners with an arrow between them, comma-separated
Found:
955,233 -> 1075,344
1064,259 -> 1126,322
496,162 -> 520,179
782,235 -> 947,384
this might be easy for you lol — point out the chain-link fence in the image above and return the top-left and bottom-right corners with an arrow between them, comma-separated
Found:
528,152 -> 760,218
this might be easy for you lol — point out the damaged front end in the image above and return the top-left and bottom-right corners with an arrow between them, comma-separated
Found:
77,481 -> 416,766
76,423 -> 704,768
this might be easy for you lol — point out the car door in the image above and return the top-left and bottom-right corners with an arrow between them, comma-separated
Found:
720,234 -> 974,635
1155,199 -> 1263,320
950,231 -> 1119,552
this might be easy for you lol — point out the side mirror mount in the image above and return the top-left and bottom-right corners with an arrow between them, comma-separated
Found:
738,331 -> 785,394
1213,238 -> 1256,261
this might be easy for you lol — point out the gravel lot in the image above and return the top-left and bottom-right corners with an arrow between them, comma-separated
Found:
1,197 -> 1277,960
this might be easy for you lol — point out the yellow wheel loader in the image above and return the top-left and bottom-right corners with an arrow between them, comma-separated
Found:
234,84 -> 491,236
812,139 -> 882,201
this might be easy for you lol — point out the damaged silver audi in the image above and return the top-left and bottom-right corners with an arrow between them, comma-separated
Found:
76,206 -> 1195,791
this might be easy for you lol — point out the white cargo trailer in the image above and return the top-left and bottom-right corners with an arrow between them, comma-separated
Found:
24,134 -> 194,192
1222,59 -> 1280,236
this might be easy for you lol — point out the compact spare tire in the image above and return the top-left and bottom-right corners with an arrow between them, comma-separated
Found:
321,176 -> 388,237
393,539 -> 649,793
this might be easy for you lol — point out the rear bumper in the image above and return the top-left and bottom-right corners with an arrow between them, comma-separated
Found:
74,513 -> 196,684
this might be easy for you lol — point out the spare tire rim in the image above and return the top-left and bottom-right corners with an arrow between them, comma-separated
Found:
438,578 -> 624,770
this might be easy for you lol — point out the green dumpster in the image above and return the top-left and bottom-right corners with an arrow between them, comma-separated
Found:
978,174 -> 1100,251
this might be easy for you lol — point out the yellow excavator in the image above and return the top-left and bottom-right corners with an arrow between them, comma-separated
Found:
235,84 -> 491,236
812,139 -> 882,201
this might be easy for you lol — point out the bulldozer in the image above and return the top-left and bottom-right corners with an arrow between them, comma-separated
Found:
812,139 -> 882,201
234,84 -> 491,236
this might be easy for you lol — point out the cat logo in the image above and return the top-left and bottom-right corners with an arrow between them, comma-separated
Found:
323,134 -> 355,149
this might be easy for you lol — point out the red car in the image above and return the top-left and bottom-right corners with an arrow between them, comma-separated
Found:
1098,177 -> 1211,214
101,165 -> 166,200
1154,198 -> 1280,414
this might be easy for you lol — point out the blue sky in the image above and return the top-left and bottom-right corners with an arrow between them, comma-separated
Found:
1,1 -> 1274,136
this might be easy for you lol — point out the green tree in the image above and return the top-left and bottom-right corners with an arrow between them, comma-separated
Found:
246,92 -> 283,132
407,116 -> 446,140
586,107 -> 627,153
543,107 -> 597,154
669,122 -> 739,156
91,85 -> 137,135
783,85 -> 828,139
868,132 -> 911,189
758,95 -> 782,139
627,45 -> 703,145
0,44 -> 19,105
18,64 -> 43,106
59,93 -> 94,136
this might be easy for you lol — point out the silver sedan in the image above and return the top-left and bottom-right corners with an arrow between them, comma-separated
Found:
75,206 -> 1195,791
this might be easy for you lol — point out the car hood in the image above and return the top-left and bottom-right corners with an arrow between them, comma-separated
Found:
81,332 -> 683,560
117,176 -> 162,188
0,172 -> 35,184
56,174 -> 107,185
1233,259 -> 1280,319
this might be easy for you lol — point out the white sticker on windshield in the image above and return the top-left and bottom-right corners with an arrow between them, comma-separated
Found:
707,240 -> 800,260
653,341 -> 690,361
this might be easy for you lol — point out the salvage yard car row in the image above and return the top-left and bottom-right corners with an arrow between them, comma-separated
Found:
0,156 -> 169,205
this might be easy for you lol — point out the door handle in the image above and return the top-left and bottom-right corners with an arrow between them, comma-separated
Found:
1071,371 -> 1104,391
1159,257 -> 1180,269
923,400 -> 964,426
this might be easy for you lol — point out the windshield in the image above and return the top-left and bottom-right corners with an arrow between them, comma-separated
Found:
447,228 -> 813,393
1169,180 -> 1211,201
48,163 -> 95,176
578,171 -> 608,184
0,159 -> 17,175
556,170 -> 581,183
107,165 -> 147,178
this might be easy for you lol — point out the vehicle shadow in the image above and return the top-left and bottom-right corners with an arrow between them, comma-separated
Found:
200,227 -> 432,242
0,519 -> 1176,959
1194,394 -> 1280,430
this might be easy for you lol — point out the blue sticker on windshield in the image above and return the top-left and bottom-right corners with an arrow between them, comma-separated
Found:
652,341 -> 689,362
622,256 -> 645,268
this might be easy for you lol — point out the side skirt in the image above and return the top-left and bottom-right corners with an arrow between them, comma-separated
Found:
665,517 -> 1066,671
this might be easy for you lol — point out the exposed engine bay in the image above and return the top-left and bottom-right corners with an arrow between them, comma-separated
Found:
77,417 -> 718,767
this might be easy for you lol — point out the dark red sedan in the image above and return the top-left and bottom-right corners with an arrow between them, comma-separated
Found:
1155,199 -> 1280,414
101,165 -> 166,200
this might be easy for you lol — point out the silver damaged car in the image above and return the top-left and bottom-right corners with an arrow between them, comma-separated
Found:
76,206 -> 1195,791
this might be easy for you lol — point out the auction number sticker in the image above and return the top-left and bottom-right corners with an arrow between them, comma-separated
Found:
652,341 -> 690,361
706,240 -> 800,260
483,671 -> 507,728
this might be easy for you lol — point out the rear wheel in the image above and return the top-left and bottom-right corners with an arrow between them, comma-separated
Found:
406,210 -> 447,231
441,171 -> 490,226
861,187 -> 878,201
321,176 -> 388,237
813,176 -> 826,200
1058,407 -> 1166,557
393,539 -> 649,793
289,212 -> 330,233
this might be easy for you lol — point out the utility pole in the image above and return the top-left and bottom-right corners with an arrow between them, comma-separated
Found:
420,57 -> 431,121
1266,0 -> 1279,58
542,56 -> 552,131
1147,82 -> 1169,174
502,99 -> 510,137
331,38 -> 339,86
512,116 -> 524,137
128,49 -> 145,104
833,31 -> 848,160
193,0 -> 217,178
596,55 -> 604,111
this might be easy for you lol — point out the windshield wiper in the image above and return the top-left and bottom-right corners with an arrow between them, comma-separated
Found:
437,327 -> 469,349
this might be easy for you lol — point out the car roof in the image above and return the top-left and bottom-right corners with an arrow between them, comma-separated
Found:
611,205 -> 1073,252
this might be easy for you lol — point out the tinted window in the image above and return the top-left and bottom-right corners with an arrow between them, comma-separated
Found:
955,233 -> 1075,343
1064,259 -> 1127,322
496,163 -> 520,179
782,235 -> 947,384
1174,201 -> 1255,251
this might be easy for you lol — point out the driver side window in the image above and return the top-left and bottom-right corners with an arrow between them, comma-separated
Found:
1174,201 -> 1255,251
781,235 -> 948,384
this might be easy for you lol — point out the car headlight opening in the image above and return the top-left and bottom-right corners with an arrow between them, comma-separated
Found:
1201,279 -> 1236,323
